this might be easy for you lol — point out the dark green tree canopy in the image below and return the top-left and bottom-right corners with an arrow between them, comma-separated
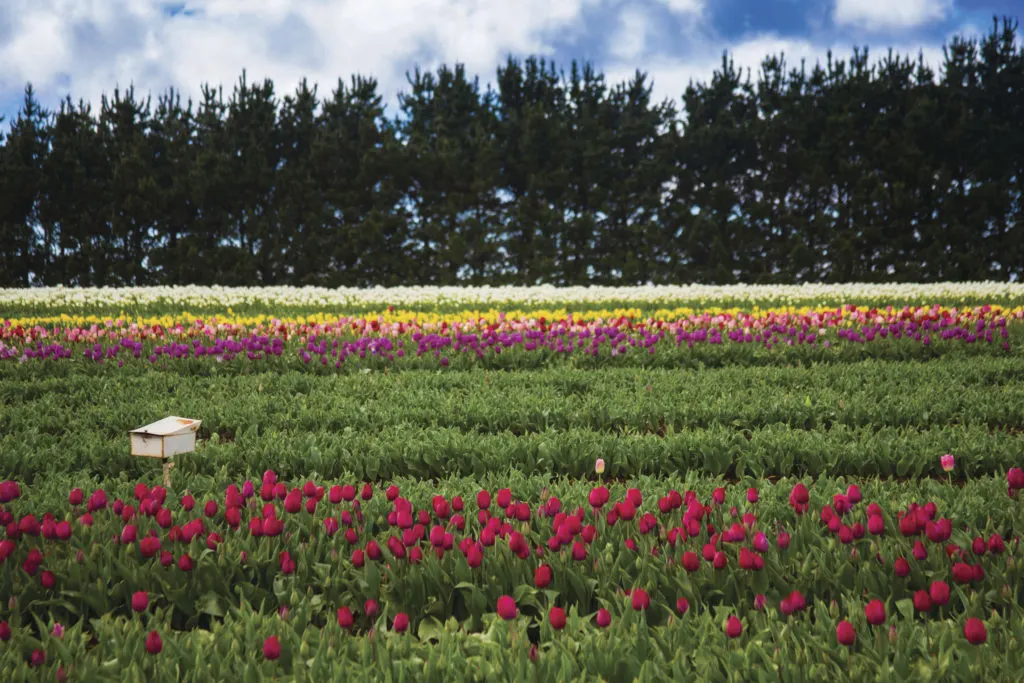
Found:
0,17 -> 1021,287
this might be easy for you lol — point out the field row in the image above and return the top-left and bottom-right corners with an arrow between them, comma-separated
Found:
0,473 -> 1021,680
3,358 -> 1022,482
5,360 -> 1023,432
2,421 -> 1022,484
2,311 -> 1017,376
5,283 -> 1024,315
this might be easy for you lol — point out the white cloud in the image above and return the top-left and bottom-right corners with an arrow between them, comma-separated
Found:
656,0 -> 705,17
608,7 -> 653,62
0,0 -> 589,114
0,0 -> 977,126
833,0 -> 952,31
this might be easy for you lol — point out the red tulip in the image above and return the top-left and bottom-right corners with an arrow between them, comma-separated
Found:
746,488 -> 758,503
337,606 -> 353,628
328,485 -> 343,504
40,571 -> 56,589
535,564 -> 553,588
466,544 -> 483,568
913,590 -> 932,612
610,499 -> 634,520
963,618 -> 987,645
393,613 -> 409,633
833,494 -> 851,515
279,551 -> 296,575
631,588 -> 650,611
497,595 -> 517,620
864,599 -> 886,626
846,485 -> 862,504
676,597 -> 689,614
899,515 -> 918,537
1007,467 -> 1024,490
988,534 -> 1005,554
780,590 -> 806,616
789,483 -> 809,514
549,607 -> 566,630
364,599 -> 379,618
177,554 -> 193,572
836,620 -> 855,646
203,500 -> 218,518
131,591 -> 149,612
725,616 -> 742,638
929,580 -> 950,606
588,487 -> 609,509
30,649 -> 45,667
595,608 -> 611,628
69,488 -> 84,506
682,551 -> 700,572
263,635 -> 281,660
145,630 -> 162,654
894,557 -> 910,578
0,621 -> 10,641
952,562 -> 974,584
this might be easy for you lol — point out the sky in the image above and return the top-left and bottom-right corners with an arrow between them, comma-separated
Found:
0,0 -> 1016,124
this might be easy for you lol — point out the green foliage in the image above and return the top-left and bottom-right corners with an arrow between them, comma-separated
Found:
1,356 -> 1022,482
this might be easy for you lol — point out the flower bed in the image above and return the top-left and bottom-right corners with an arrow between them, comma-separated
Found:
0,471 -> 1022,678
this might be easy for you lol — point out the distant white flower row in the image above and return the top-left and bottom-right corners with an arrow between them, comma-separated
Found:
1,283 -> 1022,310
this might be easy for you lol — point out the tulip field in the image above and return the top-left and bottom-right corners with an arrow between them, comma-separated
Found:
1,284 -> 1023,681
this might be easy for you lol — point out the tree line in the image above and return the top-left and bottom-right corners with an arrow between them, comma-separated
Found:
0,18 -> 1021,287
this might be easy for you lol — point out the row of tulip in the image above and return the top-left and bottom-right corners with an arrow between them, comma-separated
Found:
1,314 -> 1016,370
4,283 -> 1024,313
3,303 -> 1021,345
0,470 -> 1021,678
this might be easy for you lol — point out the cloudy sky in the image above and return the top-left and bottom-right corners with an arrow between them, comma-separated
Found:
0,0 -> 1014,123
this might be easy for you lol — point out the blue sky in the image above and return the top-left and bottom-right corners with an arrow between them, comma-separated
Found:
0,0 -> 1015,125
